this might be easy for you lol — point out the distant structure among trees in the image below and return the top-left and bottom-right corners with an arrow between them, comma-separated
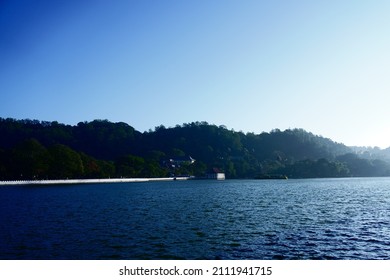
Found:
162,156 -> 195,169
206,168 -> 226,180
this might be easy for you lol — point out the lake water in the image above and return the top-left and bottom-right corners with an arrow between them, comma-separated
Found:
1,178 -> 390,260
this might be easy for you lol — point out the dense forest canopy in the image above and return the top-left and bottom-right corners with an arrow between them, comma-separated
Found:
1,118 -> 389,180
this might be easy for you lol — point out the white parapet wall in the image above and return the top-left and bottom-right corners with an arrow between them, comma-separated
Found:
0,177 -> 191,186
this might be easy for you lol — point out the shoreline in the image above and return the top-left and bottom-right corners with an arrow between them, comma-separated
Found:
0,177 -> 191,186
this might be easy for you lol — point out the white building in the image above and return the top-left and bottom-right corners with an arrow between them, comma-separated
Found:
206,168 -> 225,180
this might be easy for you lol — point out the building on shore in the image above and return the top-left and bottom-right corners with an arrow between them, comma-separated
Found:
206,168 -> 225,180
162,156 -> 195,169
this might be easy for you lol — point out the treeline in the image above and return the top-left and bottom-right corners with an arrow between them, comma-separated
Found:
0,138 -> 168,181
1,118 -> 390,180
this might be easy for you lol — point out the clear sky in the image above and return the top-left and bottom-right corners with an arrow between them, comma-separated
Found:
1,0 -> 390,148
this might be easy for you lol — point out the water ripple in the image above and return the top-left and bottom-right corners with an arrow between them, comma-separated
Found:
1,178 -> 390,259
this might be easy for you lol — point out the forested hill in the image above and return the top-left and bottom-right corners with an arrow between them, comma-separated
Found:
1,118 -> 389,180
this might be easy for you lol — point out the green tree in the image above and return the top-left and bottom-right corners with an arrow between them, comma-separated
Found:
49,144 -> 84,179
115,155 -> 145,177
79,153 -> 115,178
10,139 -> 50,180
0,149 -> 9,180
141,161 -> 168,178
191,161 -> 207,177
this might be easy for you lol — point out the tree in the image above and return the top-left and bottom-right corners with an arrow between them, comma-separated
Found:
48,144 -> 84,179
115,155 -> 145,178
0,149 -> 8,180
79,153 -> 115,179
10,139 -> 50,180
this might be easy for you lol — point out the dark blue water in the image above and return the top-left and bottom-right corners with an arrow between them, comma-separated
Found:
1,178 -> 390,259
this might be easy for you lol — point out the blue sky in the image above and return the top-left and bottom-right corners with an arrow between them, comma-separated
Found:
1,0 -> 390,148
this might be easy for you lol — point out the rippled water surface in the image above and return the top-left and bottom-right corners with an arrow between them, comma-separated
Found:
1,178 -> 390,259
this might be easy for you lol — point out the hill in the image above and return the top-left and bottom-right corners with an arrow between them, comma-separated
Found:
1,118 -> 389,180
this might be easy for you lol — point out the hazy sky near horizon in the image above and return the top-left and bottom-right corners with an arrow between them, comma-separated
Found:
1,0 -> 390,148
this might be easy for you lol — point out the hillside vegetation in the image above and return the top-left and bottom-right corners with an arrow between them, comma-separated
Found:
1,118 -> 389,180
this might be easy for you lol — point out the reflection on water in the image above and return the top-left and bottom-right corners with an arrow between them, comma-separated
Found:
1,178 -> 390,259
